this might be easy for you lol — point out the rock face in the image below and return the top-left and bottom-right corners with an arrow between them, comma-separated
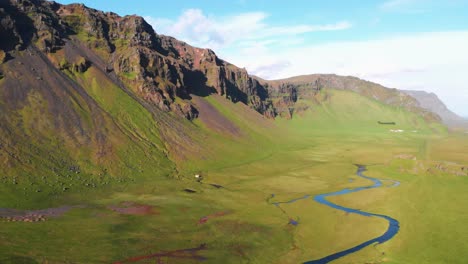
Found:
402,90 -> 466,127
265,83 -> 299,119
159,36 -> 274,118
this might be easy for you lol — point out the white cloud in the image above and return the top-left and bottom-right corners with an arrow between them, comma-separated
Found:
249,60 -> 292,79
257,21 -> 352,38
380,0 -> 428,13
381,0 -> 416,9
227,31 -> 468,116
145,9 -> 351,50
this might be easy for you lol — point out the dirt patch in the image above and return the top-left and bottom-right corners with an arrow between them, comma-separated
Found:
198,211 -> 231,224
108,202 -> 158,216
0,205 -> 81,223
113,244 -> 207,263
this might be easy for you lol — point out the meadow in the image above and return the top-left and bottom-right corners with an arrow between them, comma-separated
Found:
0,91 -> 467,264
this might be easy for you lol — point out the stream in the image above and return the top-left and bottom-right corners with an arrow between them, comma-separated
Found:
271,165 -> 400,264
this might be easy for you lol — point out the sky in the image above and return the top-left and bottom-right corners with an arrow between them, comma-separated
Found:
55,0 -> 468,117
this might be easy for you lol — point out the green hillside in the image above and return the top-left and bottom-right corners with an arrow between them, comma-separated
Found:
280,89 -> 446,136
1,79 -> 466,264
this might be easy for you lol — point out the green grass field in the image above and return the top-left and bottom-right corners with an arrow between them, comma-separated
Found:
0,90 -> 466,264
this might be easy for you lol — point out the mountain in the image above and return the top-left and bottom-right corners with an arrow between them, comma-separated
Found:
257,74 -> 441,121
0,0 -> 281,192
0,0 -> 444,191
402,90 -> 466,126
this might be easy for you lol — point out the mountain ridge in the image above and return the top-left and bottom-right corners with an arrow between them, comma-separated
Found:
0,0 -> 446,186
0,0 -> 444,123
259,73 -> 461,126
255,73 -> 441,121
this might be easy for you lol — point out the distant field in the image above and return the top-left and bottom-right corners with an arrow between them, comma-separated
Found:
0,92 -> 466,264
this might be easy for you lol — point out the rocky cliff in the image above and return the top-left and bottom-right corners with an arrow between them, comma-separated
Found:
0,0 -> 274,121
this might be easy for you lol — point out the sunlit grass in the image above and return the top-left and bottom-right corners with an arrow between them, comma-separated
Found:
0,90 -> 466,263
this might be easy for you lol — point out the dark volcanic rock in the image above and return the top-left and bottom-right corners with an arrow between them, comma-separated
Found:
267,83 -> 299,119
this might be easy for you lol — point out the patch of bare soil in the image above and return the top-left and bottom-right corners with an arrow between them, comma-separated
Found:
113,244 -> 207,263
198,211 -> 231,224
0,205 -> 81,222
108,202 -> 158,215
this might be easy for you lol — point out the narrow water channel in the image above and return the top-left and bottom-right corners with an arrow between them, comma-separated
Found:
269,165 -> 400,263
304,165 -> 400,263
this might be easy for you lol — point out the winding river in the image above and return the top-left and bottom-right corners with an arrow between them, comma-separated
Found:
271,165 -> 400,264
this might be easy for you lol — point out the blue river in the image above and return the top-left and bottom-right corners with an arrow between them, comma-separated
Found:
270,165 -> 400,263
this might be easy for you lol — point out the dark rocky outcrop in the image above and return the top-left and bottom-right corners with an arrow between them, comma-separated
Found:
266,83 -> 299,119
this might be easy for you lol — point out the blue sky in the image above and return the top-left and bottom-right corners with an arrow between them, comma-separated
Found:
56,0 -> 468,116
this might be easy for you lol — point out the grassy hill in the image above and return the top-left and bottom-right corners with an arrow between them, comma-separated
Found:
280,89 -> 445,136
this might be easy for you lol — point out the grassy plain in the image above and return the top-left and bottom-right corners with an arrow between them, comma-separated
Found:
0,90 -> 467,264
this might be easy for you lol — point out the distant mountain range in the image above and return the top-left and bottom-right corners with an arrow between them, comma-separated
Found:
402,90 -> 466,126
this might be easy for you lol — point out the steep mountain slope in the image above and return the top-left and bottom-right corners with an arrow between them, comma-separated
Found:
0,0 -> 280,201
403,90 -> 466,126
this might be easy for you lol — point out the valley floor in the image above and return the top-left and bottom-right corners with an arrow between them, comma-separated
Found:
1,127 -> 467,264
